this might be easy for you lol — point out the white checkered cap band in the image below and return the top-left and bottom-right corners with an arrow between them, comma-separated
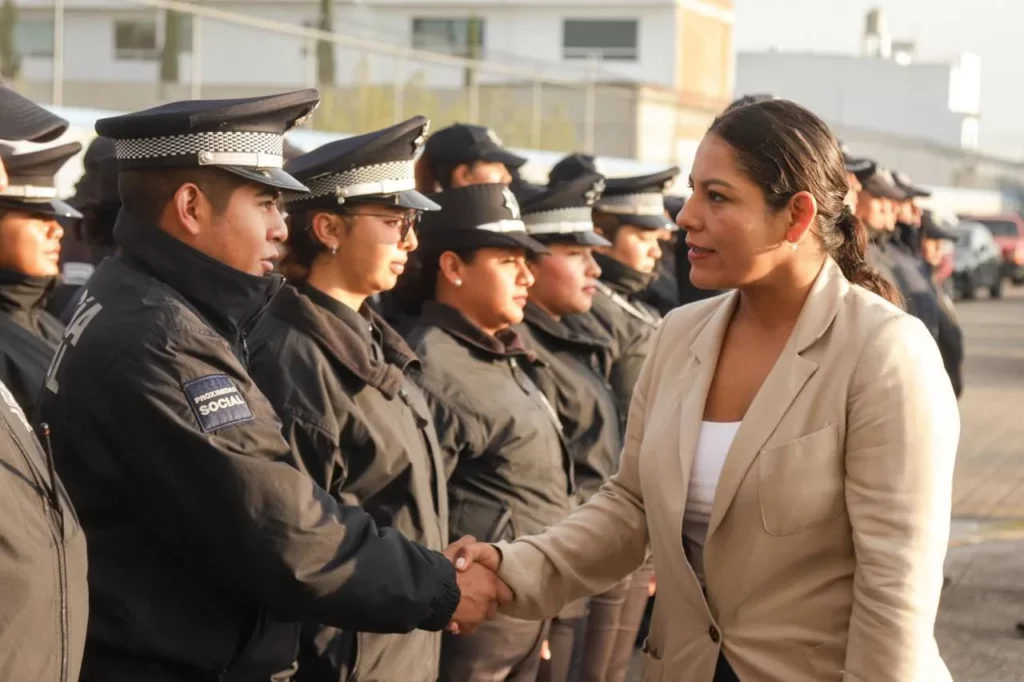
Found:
290,160 -> 417,204
476,219 -> 527,233
114,131 -> 284,168
597,192 -> 665,216
523,207 -> 595,235
0,184 -> 58,199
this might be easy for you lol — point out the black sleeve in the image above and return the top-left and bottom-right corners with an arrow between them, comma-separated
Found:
97,338 -> 460,634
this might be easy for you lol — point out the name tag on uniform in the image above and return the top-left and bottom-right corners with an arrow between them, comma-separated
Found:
183,374 -> 254,433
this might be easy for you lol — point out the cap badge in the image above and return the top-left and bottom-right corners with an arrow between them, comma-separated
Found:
585,178 -> 605,205
486,128 -> 504,147
502,187 -> 521,219
413,120 -> 430,154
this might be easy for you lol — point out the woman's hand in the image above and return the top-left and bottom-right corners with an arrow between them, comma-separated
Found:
451,540 -> 502,573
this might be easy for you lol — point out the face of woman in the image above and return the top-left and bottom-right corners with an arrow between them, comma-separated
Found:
677,133 -> 799,291
451,247 -> 534,332
326,204 -> 419,297
527,244 -> 601,318
601,225 -> 664,274
0,210 -> 64,277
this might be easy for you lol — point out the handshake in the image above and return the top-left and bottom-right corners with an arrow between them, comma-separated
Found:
442,536 -> 511,635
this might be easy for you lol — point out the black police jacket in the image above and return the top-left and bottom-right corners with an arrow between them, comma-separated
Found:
401,302 -> 574,543
588,254 -> 662,415
0,270 -> 63,415
0,379 -> 88,682
38,212 -> 460,682
517,303 -> 623,504
248,282 -> 448,682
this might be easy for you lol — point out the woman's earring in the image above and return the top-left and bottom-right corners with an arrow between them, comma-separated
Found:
453,278 -> 463,287
331,246 -> 338,256
790,242 -> 798,252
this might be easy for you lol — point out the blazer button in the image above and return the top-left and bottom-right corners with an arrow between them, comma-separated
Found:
709,625 -> 721,644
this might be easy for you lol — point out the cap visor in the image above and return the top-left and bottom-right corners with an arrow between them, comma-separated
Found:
533,230 -> 611,248
483,148 -> 528,170
0,88 -> 68,142
844,157 -> 873,174
0,197 -> 82,219
619,214 -> 677,231
221,166 -> 310,193
394,189 -> 441,211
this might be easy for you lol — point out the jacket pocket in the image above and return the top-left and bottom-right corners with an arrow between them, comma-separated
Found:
758,424 -> 843,536
449,493 -> 517,544
638,638 -> 665,681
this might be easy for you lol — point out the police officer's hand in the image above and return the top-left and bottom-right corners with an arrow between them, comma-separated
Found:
449,563 -> 512,635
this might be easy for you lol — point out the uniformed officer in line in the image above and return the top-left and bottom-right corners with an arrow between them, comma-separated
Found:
0,83 -> 88,682
39,91 -> 503,682
548,153 -> 679,414
892,170 -> 930,257
247,116 -> 466,682
919,210 -> 965,398
0,141 -> 82,415
414,122 -> 526,193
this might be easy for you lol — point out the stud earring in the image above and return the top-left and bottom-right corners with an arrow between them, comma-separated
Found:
331,246 -> 338,255
453,279 -> 463,287
790,242 -> 798,252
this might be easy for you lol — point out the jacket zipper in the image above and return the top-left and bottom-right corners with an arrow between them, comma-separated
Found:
38,423 -> 70,682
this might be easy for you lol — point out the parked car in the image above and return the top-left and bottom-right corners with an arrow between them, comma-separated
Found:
952,221 -> 1004,299
960,214 -> 1024,284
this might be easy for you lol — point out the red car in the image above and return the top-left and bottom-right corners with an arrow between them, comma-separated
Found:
961,214 -> 1024,284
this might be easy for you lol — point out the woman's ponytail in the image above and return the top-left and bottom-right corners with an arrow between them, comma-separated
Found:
830,206 -> 903,307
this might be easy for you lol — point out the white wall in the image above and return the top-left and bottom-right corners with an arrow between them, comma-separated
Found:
736,52 -> 968,149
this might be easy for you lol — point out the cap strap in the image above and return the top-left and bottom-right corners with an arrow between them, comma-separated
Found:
476,219 -> 527,233
0,184 -> 58,199
294,160 -> 417,204
114,131 -> 284,168
597,192 -> 666,216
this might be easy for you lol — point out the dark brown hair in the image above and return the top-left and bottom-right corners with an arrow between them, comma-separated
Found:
389,246 -> 478,317
708,99 -> 902,307
414,153 -> 487,193
118,167 -> 251,224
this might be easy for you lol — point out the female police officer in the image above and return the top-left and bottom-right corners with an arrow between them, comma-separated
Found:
0,141 -> 81,414
393,183 -> 575,681
247,116 -> 453,682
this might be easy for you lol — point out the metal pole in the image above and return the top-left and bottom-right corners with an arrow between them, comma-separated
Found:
52,0 -> 64,106
583,55 -> 597,154
189,14 -> 201,99
530,77 -> 542,149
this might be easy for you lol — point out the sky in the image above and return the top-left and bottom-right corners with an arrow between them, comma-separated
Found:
733,0 -> 1024,158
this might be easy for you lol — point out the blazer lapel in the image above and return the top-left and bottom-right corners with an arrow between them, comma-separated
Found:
706,259 -> 849,539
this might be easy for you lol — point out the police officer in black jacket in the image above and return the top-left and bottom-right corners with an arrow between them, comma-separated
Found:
37,91 -> 498,682
392,184 -> 574,681
0,141 -> 82,414
248,116 -> 464,682
0,83 -> 89,682
514,175 -> 652,682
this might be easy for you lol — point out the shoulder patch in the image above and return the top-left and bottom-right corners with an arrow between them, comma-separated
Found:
182,374 -> 254,433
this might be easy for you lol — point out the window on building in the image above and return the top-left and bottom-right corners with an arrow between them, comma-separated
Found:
411,18 -> 485,58
15,19 -> 55,58
115,19 -> 159,60
563,19 -> 638,61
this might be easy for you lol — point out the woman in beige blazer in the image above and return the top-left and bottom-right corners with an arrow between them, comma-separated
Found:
455,100 -> 959,681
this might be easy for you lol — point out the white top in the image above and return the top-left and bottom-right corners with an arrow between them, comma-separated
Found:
683,421 -> 741,585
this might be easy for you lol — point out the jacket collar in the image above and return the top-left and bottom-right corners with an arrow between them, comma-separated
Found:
0,269 -> 56,317
594,252 -> 654,296
420,300 -> 535,361
272,283 -> 416,398
114,211 -> 284,340
524,302 -> 610,353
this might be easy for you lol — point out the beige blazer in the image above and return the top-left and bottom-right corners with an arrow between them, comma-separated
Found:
497,259 -> 958,682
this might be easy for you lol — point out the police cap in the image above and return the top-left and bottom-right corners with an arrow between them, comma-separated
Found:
0,85 -> 68,142
95,89 -> 320,193
892,170 -> 932,199
920,210 -> 958,241
839,141 -> 873,176
860,166 -> 907,201
595,167 -> 680,231
664,195 -> 685,222
0,141 -> 83,219
284,116 -> 439,213
517,172 -> 610,247
547,153 -> 597,188
417,183 -> 548,257
423,123 -> 527,176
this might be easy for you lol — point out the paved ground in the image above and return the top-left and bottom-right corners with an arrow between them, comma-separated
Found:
626,285 -> 1024,681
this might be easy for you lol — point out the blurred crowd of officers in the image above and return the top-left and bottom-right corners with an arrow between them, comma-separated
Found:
0,83 -> 963,682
